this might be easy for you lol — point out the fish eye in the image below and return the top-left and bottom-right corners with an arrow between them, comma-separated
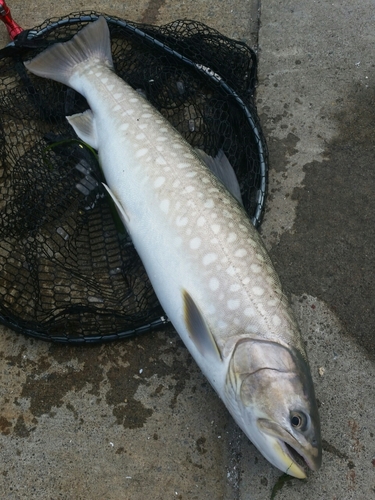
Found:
290,411 -> 307,430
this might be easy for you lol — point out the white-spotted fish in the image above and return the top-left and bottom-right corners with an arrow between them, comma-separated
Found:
25,17 -> 321,477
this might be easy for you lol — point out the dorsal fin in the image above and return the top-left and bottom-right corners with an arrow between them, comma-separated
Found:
67,110 -> 98,150
195,148 -> 243,205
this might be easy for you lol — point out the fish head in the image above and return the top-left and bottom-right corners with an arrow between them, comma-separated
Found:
226,338 -> 321,478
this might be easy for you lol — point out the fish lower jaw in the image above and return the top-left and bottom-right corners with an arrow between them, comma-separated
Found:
276,439 -> 309,479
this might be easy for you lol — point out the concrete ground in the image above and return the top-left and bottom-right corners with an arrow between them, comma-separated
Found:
0,1 -> 374,499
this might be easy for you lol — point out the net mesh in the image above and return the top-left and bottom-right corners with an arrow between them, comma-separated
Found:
0,12 -> 268,343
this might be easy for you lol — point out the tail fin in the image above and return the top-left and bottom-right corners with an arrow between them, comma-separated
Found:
24,16 -> 113,89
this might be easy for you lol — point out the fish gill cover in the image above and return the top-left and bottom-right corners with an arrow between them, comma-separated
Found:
0,11 -> 268,343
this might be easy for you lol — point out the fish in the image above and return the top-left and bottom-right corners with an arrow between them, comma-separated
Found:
24,17 -> 322,478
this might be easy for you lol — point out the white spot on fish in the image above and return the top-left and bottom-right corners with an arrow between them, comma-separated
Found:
173,180 -> 181,188
156,145 -> 164,152
154,176 -> 165,188
136,133 -> 146,141
185,171 -> 197,178
230,284 -> 241,292
120,123 -> 129,131
206,304 -> 216,315
173,143 -> 183,149
209,277 -> 220,291
204,199 -> 215,209
156,156 -> 167,165
184,153 -> 194,159
226,265 -> 237,276
130,97 -> 139,103
142,113 -> 152,118
256,253 -> 265,262
218,320 -> 228,329
235,248 -> 247,258
126,109 -> 134,116
267,299 -> 278,307
157,136 -> 168,142
244,307 -> 255,317
95,71 -> 103,77
227,299 -> 240,311
113,104 -> 121,111
252,286 -> 264,296
135,148 -> 148,158
272,315 -> 282,327
197,216 -> 205,227
177,163 -> 190,169
184,186 -> 195,193
266,275 -> 277,285
107,84 -> 115,91
176,216 -> 188,227
242,277 -> 251,285
189,237 -> 201,250
250,264 -> 261,273
211,224 -> 220,234
227,232 -> 237,243
203,253 -> 217,266
160,127 -> 168,133
139,123 -> 148,130
160,199 -> 170,213
245,325 -> 258,334
247,238 -> 257,247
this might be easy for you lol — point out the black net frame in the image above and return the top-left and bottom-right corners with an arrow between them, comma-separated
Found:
0,11 -> 268,343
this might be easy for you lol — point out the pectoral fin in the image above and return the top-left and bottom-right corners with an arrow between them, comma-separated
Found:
67,109 -> 99,150
195,148 -> 243,205
182,289 -> 222,361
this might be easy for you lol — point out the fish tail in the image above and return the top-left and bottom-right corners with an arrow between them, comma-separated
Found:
24,16 -> 113,89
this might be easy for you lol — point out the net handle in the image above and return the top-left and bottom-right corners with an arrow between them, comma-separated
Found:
0,0 -> 23,40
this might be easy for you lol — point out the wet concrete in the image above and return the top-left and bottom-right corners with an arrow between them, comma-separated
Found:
269,87 -> 375,361
243,1 -> 375,497
1,1 -> 375,499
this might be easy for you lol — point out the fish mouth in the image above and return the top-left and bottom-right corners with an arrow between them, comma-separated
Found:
272,438 -> 308,479
277,440 -> 309,478
257,418 -> 320,478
